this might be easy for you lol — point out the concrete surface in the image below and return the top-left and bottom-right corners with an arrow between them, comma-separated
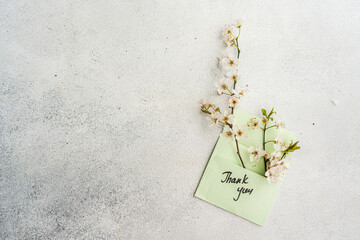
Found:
1,0 -> 359,239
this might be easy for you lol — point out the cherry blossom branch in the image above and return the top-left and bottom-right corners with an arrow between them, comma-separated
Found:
246,109 -> 300,183
231,29 -> 244,168
200,19 -> 248,169
259,108 -> 276,171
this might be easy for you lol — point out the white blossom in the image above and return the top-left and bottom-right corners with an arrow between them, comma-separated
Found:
247,117 -> 260,129
233,125 -> 248,140
265,165 -> 286,183
265,155 -> 290,183
219,56 -> 239,70
281,155 -> 291,168
215,78 -> 232,95
274,136 -> 287,151
211,104 -> 220,112
221,110 -> 235,124
233,86 -> 247,98
199,99 -> 211,109
234,18 -> 243,28
275,117 -> 285,129
248,146 -> 266,162
208,111 -> 222,127
222,24 -> 236,46
228,95 -> 239,108
222,125 -> 234,140
269,151 -> 282,164
226,69 -> 239,82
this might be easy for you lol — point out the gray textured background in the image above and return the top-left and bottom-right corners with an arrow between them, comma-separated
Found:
1,0 -> 359,239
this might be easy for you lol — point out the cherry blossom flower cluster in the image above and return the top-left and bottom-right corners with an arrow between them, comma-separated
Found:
199,101 -> 248,141
222,19 -> 243,47
217,56 -> 248,108
246,108 -> 300,183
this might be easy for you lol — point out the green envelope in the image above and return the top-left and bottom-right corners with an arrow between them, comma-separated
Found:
195,109 -> 296,226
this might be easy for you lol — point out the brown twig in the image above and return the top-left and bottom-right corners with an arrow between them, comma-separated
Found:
263,123 -> 267,171
235,138 -> 245,168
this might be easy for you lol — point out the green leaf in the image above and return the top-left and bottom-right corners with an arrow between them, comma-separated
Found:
261,109 -> 267,116
268,107 -> 276,118
284,141 -> 301,153
201,109 -> 211,114
291,141 -> 299,148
